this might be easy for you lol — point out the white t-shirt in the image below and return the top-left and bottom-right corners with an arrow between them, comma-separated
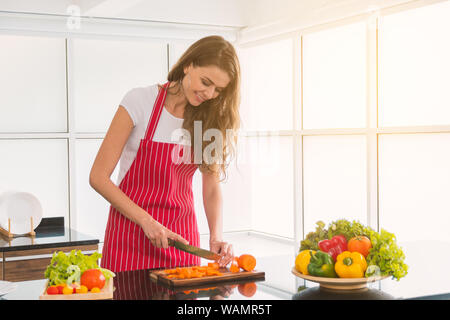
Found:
116,84 -> 190,185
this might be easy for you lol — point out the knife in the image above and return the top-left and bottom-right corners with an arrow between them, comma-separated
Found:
168,239 -> 221,261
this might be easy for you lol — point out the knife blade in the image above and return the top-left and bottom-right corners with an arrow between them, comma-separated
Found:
168,239 -> 221,261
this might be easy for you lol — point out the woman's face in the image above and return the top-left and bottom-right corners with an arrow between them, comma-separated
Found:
182,63 -> 231,106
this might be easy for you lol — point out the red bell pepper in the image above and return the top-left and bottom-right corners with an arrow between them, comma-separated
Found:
318,235 -> 347,261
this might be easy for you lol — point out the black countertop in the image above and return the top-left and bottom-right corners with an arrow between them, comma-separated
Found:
0,217 -> 99,252
2,267 -> 449,300
1,226 -> 449,300
1,268 -> 290,300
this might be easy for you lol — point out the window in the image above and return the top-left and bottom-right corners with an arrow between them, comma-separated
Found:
237,39 -> 295,238
378,1 -> 450,127
302,22 -> 367,129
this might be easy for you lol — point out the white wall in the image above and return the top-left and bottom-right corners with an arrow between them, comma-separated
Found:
0,12 -> 246,242
239,0 -> 418,43
0,0 -> 418,32
0,0 -> 246,27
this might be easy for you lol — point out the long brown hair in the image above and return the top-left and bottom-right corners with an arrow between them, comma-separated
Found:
166,35 -> 241,182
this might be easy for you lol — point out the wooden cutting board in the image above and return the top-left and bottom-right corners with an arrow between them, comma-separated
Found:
149,268 -> 265,288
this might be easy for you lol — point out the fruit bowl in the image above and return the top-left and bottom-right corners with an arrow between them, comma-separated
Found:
292,267 -> 389,290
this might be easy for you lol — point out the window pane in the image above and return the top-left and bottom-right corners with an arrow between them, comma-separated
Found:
195,135 -> 293,237
303,135 -> 367,234
379,133 -> 450,298
71,38 -> 167,133
0,139 -> 69,222
379,1 -> 450,127
303,22 -> 367,129
242,135 -> 294,238
74,139 -> 119,240
0,35 -> 67,132
239,39 -> 294,131
379,134 -> 450,243
193,154 -> 253,235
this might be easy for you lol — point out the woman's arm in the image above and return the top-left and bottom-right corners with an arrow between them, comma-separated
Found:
89,106 -> 188,249
202,170 -> 233,266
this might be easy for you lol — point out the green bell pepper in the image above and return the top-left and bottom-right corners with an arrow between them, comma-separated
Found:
307,251 -> 337,278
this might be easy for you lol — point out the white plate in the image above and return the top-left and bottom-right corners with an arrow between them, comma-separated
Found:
0,191 -> 43,235
0,281 -> 18,297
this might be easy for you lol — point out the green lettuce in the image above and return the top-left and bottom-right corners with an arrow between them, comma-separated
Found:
44,250 -> 115,286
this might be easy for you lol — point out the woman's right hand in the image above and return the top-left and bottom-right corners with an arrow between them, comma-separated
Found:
140,215 -> 189,249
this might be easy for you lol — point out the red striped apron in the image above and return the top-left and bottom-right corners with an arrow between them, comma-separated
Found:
101,82 -> 200,272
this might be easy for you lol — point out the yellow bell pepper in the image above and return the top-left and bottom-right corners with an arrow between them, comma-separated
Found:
335,251 -> 367,278
295,250 -> 316,275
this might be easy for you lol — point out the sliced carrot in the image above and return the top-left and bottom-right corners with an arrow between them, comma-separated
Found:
206,268 -> 219,276
185,268 -> 194,279
164,264 -> 227,279
229,257 -> 240,273
164,268 -> 177,274
192,271 -> 202,278
230,264 -> 240,272
208,262 -> 220,270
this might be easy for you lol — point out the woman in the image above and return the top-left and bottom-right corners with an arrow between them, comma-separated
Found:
89,35 -> 241,272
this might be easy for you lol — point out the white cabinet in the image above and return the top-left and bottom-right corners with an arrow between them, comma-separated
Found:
70,38 -> 168,133
168,40 -> 195,70
0,35 -> 67,133
73,139 -> 119,242
0,139 -> 69,224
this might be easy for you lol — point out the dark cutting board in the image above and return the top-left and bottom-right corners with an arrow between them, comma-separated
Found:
149,267 -> 265,288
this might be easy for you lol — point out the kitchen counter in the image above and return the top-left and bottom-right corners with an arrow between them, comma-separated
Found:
1,268 -> 292,300
0,217 -> 99,282
1,232 -> 449,300
0,217 -> 99,252
2,267 -> 449,300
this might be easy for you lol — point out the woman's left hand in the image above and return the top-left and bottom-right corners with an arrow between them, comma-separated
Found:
210,239 -> 234,267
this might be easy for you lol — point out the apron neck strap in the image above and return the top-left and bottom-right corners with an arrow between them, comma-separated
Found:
144,82 -> 171,140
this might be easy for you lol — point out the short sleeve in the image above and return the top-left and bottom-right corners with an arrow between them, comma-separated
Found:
119,88 -> 142,127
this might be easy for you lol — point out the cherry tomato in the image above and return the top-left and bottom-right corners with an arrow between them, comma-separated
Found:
76,285 -> 88,294
46,286 -> 59,295
56,285 -> 65,294
80,269 -> 106,290
62,286 -> 73,295
91,287 -> 101,293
